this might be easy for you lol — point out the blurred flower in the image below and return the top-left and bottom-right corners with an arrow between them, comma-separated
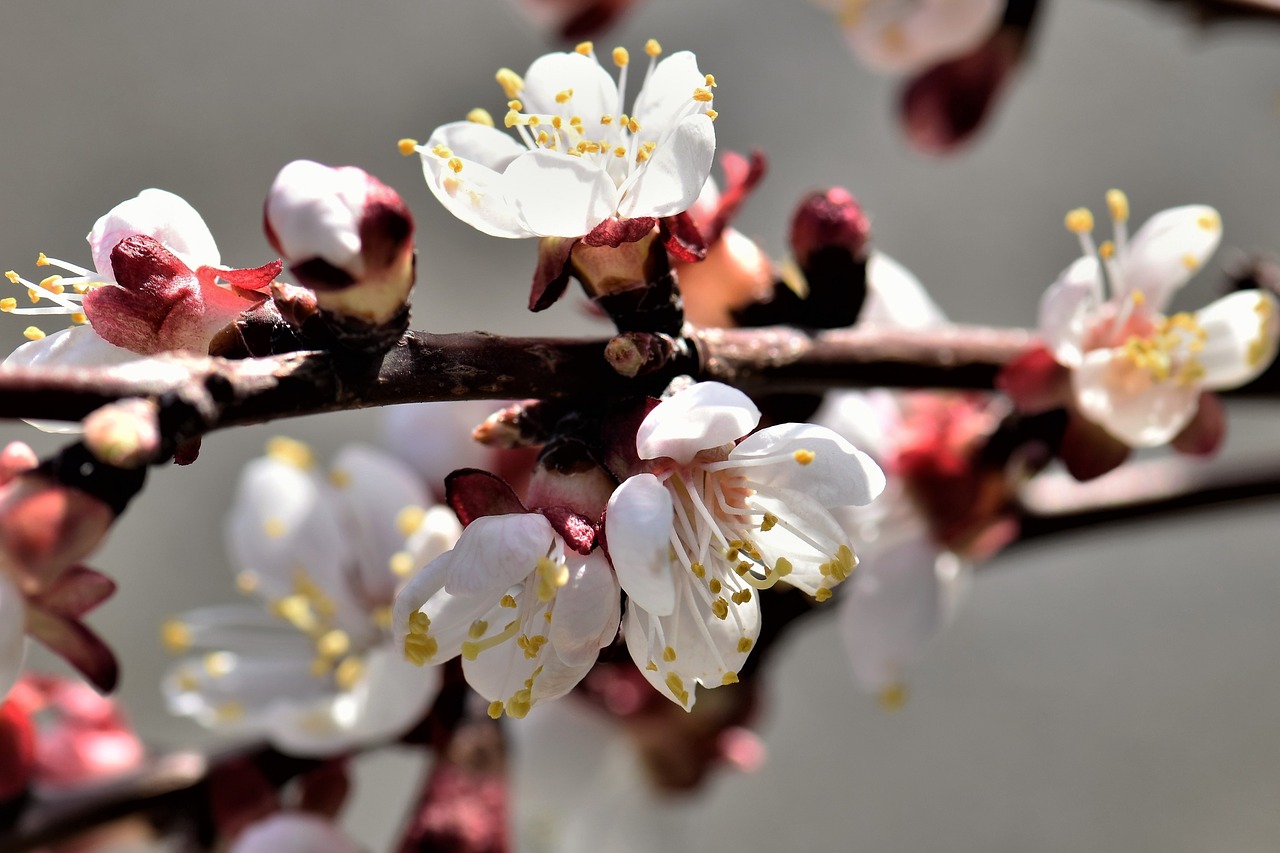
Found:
605,381 -> 884,708
509,0 -> 644,40
404,40 -> 715,241
4,189 -> 279,372
264,160 -> 415,327
229,812 -> 361,853
822,0 -> 1004,74
1009,192 -> 1279,450
163,440 -> 457,756
395,510 -> 620,720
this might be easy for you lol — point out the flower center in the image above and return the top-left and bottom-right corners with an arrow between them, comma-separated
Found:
2,254 -> 99,341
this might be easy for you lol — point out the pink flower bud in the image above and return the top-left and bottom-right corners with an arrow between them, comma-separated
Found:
264,160 -> 415,327
0,697 -> 35,801
0,474 -> 112,593
789,187 -> 871,269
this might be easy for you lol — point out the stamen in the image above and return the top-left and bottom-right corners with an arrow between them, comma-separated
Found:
495,67 -> 525,99
398,138 -> 419,156
1105,189 -> 1129,223
645,39 -> 662,57
1064,208 -> 1094,235
467,108 -> 494,127
612,46 -> 630,67
575,41 -> 593,56
23,327 -> 44,341
265,436 -> 314,469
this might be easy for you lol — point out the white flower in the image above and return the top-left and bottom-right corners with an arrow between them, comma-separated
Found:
393,512 -> 620,720
163,440 -> 458,756
0,571 -> 27,700
1040,191 -> 1279,447
404,40 -> 716,239
230,813 -> 361,853
822,0 -> 1004,74
605,381 -> 885,708
381,400 -> 502,493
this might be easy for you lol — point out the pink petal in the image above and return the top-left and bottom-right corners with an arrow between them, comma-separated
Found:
24,607 -> 118,693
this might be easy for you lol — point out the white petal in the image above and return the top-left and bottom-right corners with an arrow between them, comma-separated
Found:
730,423 -> 886,507
748,486 -> 855,596
861,252 -> 948,330
551,551 -> 621,667
328,444 -> 431,605
163,652 -> 331,735
841,0 -> 1003,74
3,327 -> 138,433
629,52 -> 709,146
421,122 -> 531,238
521,51 -> 620,139
392,546 -> 451,642
1194,290 -> 1280,390
380,400 -> 500,490
636,381 -> 759,464
89,188 -> 220,276
605,475 -> 676,616
1072,348 -> 1200,447
230,813 -> 361,853
166,604 -> 315,657
1121,205 -> 1222,311
505,150 -> 620,238
0,573 -> 26,700
1039,256 -> 1102,368
265,160 -> 368,271
267,645 -> 440,756
405,506 -> 465,577
812,390 -> 902,459
616,115 -> 715,220
443,513 -> 557,597
837,536 -> 948,693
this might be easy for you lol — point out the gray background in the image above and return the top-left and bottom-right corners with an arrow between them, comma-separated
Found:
3,0 -> 1280,850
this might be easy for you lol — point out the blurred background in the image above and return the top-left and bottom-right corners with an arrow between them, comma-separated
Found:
2,0 -> 1280,849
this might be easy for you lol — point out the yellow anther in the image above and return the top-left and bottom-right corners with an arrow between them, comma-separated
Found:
734,562 -> 750,577
612,46 -> 629,66
507,692 -> 532,719
70,311 -> 86,325
431,144 -> 453,158
793,449 -> 815,465
1099,241 -> 1116,260
467,108 -> 494,127
404,633 -> 438,665
706,109 -> 718,121
662,645 -> 677,662
397,138 -> 419,156
570,115 -> 584,126
262,517 -> 287,538
815,587 -> 833,602
372,606 -> 393,630
27,289 -> 40,304
878,682 -> 908,710
500,594 -> 518,608
664,672 -> 689,705
273,595 -> 317,632
645,38 -> 662,57
447,157 -> 464,173
646,660 -> 658,672
5,271 -> 20,284
1182,254 -> 1200,270
709,578 -> 722,594
526,115 -> 541,128
496,67 -> 525,99
721,672 -> 739,685
517,634 -> 548,659
265,436 -> 315,470
690,562 -> 706,578
627,118 -> 640,133
328,469 -> 351,488
635,150 -> 650,164
488,700 -> 505,719
704,74 -> 717,87
613,146 -> 627,158
692,88 -> 714,102
1105,189 -> 1129,222
1132,291 -> 1146,306
396,505 -> 427,537
409,610 -> 431,634
389,551 -> 414,577
736,637 -> 753,654
203,651 -> 235,678
1198,212 -> 1220,231
759,513 -> 779,532
316,629 -> 350,659
642,141 -> 657,151
555,88 -> 574,103
25,325 -> 47,340
468,619 -> 489,639
536,556 -> 570,602
504,109 -> 522,128
40,275 -> 64,294
711,597 -> 729,619
35,253 -> 49,266
334,657 -> 363,690
537,131 -> 550,146
551,116 -> 563,129
508,99 -> 523,111
215,701 -> 245,722
0,298 -> 15,312
575,41 -> 593,55
161,619 -> 191,652
235,571 -> 259,594
73,282 -> 91,294
600,114 -> 613,125
732,589 -> 752,605
1065,208 -> 1094,234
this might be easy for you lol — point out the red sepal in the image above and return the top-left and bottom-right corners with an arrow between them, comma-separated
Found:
582,216 -> 657,248
1172,392 -> 1226,457
528,237 -> 577,312
1060,412 -> 1131,482
24,606 -> 119,694
446,469 -> 526,527
997,344 -> 1071,414
539,506 -> 596,555
702,150 -> 767,246
660,212 -> 707,263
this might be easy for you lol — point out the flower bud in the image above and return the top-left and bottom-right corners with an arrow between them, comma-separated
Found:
0,697 -> 35,801
264,160 -> 415,340
789,187 -> 871,270
83,399 -> 161,469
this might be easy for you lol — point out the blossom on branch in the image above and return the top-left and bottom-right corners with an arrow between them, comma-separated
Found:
605,381 -> 885,708
4,189 -> 279,372
821,0 -> 1004,74
162,440 -> 457,756
402,39 -> 715,242
1002,192 -> 1279,465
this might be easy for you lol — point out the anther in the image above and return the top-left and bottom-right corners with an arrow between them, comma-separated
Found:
266,436 -> 315,469
692,88 -> 714,102
706,109 -> 718,121
496,68 -> 525,98
1105,189 -> 1129,223
23,327 -> 44,341
35,253 -> 49,266
704,74 -> 717,87
467,108 -> 494,127
575,41 -> 593,55
448,157 -> 464,173
389,551 -> 414,577
0,298 -> 14,312
793,449 -> 815,465
1182,254 -> 1199,270
613,46 -> 630,67
396,505 -> 426,536
1065,208 -> 1094,234
645,39 -> 662,57
555,88 -> 574,103
397,138 -> 419,156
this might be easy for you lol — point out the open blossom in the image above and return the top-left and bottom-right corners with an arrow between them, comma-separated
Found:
821,0 -> 1004,74
1033,192 -> 1279,447
4,189 -> 279,374
394,510 -> 620,720
163,440 -> 457,756
605,382 -> 885,709
403,40 -> 716,242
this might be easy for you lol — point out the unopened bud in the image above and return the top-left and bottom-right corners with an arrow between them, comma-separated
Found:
83,399 -> 161,469
0,697 -> 36,801
789,188 -> 871,269
264,160 -> 415,338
